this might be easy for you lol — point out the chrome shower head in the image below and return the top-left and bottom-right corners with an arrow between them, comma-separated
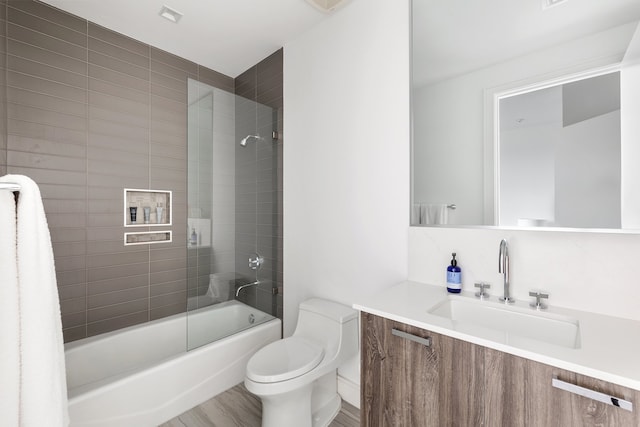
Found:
239,135 -> 264,147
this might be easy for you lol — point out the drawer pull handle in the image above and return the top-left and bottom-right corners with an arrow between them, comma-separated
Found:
552,378 -> 633,412
391,328 -> 431,347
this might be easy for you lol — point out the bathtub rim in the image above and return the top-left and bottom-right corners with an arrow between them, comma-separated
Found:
64,299 -> 273,353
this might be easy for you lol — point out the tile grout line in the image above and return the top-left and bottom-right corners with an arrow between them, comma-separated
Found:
147,42 -> 151,322
83,16 -> 88,340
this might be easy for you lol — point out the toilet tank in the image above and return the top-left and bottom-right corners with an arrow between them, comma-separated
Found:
293,299 -> 358,360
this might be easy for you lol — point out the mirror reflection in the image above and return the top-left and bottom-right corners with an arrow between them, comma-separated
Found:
499,72 -> 620,228
411,0 -> 640,229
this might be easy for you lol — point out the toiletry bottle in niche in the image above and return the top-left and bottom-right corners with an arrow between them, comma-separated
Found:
143,206 -> 151,224
446,252 -> 462,293
156,203 -> 164,224
190,228 -> 197,246
129,204 -> 137,224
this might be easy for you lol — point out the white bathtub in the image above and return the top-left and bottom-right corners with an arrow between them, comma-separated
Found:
65,300 -> 281,427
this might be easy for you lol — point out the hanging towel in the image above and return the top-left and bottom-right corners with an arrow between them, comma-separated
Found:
425,204 -> 448,225
0,175 -> 69,427
413,203 -> 451,225
0,189 -> 19,426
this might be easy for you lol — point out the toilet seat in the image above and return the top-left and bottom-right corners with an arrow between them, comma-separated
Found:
247,336 -> 324,383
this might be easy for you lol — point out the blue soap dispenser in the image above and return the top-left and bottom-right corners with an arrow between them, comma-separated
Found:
446,252 -> 462,293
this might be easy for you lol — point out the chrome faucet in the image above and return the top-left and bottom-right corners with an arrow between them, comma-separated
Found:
498,239 -> 515,304
235,280 -> 260,297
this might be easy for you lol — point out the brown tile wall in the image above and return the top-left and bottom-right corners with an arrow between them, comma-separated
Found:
0,0 -> 6,177
234,50 -> 284,319
0,0 -> 238,342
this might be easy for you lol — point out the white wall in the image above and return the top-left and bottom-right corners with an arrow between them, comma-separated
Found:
621,24 -> 640,228
283,0 -> 410,401
499,108 -> 621,228
555,110 -> 621,228
500,123 -> 557,226
409,226 -> 640,322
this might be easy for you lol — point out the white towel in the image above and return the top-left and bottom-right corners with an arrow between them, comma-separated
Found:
412,203 -> 426,225
425,204 -> 448,225
0,175 -> 69,426
0,189 -> 19,426
414,203 -> 449,225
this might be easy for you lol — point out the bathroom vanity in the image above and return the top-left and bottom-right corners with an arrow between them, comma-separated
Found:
355,282 -> 640,426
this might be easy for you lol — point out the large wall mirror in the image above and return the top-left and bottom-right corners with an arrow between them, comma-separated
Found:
411,0 -> 640,230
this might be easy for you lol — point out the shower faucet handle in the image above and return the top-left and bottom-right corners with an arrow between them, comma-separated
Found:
248,253 -> 264,270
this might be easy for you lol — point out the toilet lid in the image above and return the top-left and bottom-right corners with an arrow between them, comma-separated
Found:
247,337 -> 324,383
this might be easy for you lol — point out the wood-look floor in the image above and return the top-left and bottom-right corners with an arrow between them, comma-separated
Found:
159,383 -> 360,427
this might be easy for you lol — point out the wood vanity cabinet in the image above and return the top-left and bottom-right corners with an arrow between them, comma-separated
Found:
361,312 -> 640,427
361,312 -> 483,426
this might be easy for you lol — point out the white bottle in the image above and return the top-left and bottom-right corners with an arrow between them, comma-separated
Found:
156,203 -> 164,224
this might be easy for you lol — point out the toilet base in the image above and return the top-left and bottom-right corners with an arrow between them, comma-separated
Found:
259,386 -> 342,427
249,371 -> 343,427
260,383 -> 313,427
312,394 -> 341,427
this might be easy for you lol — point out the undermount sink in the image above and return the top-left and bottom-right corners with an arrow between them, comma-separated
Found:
428,297 -> 581,349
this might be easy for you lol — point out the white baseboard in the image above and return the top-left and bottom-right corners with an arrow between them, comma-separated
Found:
337,374 -> 360,409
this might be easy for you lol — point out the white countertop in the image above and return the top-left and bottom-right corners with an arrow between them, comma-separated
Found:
353,280 -> 640,391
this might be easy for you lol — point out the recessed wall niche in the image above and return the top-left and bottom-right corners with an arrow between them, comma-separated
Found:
124,189 -> 172,227
123,189 -> 172,246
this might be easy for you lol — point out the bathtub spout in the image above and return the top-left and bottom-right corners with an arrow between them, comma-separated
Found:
235,280 -> 260,297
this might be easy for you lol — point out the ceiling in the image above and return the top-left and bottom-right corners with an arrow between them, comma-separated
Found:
39,0 -> 640,84
500,71 -> 621,131
413,0 -> 640,86
39,0 -> 333,78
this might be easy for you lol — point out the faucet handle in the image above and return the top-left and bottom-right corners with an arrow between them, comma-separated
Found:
529,291 -> 549,310
474,282 -> 490,299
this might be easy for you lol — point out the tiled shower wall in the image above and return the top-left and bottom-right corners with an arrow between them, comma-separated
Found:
0,0 -> 282,342
0,2 -> 5,176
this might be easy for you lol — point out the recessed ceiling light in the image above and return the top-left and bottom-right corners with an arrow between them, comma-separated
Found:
159,5 -> 183,23
542,0 -> 569,10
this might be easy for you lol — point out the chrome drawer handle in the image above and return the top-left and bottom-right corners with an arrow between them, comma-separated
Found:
552,378 -> 633,412
391,328 -> 431,347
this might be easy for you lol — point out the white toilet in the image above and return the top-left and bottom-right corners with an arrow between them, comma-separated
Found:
244,298 -> 358,427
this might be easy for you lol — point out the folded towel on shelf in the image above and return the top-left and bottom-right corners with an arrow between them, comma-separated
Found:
0,174 -> 69,427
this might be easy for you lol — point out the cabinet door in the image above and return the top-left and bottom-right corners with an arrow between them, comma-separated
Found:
485,347 -> 640,427
361,312 -> 406,426
361,313 -> 483,426
529,361 -> 640,427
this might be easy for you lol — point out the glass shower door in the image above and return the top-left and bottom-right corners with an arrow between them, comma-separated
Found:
186,78 -> 279,351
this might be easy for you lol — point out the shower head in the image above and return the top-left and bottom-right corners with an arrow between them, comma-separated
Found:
239,135 -> 264,147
